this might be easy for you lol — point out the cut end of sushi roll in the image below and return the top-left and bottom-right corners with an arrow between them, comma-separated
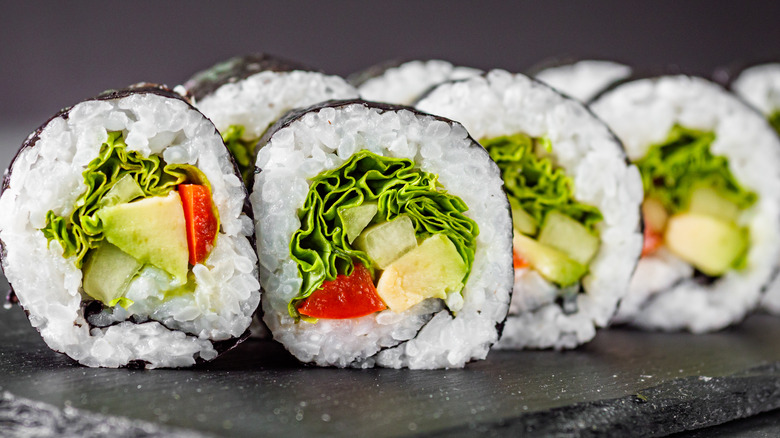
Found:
591,75 -> 780,332
177,54 -> 359,187
416,70 -> 644,350
252,100 -> 513,369
0,85 -> 260,368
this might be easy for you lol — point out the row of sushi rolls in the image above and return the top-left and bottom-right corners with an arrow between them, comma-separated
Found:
2,56 -> 780,369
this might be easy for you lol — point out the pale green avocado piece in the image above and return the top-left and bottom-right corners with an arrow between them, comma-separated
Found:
664,212 -> 748,276
509,198 -> 538,236
82,241 -> 143,306
339,202 -> 378,244
354,214 -> 417,269
376,233 -> 467,313
98,191 -> 189,284
687,186 -> 741,222
642,197 -> 669,233
537,210 -> 600,265
98,174 -> 145,208
513,233 -> 587,286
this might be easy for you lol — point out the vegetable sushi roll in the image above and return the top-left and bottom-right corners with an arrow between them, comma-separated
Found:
252,100 -> 513,368
349,59 -> 483,105
730,63 -> 780,313
0,84 -> 260,368
177,54 -> 359,186
591,75 -> 780,332
417,70 -> 644,349
532,59 -> 632,102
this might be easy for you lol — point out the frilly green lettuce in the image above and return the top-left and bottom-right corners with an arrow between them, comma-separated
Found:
481,134 -> 603,235
41,132 -> 207,268
635,125 -> 757,214
289,150 -> 479,318
769,110 -> 780,137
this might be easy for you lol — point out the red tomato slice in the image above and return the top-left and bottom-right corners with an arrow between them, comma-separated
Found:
513,249 -> 530,269
298,263 -> 387,319
641,225 -> 664,257
179,184 -> 219,265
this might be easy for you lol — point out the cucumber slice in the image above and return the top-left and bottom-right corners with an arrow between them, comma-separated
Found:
537,210 -> 600,265
513,233 -> 587,286
687,186 -> 740,222
339,202 -> 378,244
354,214 -> 417,269
98,174 -> 145,208
82,241 -> 143,305
664,212 -> 748,276
509,199 -> 538,236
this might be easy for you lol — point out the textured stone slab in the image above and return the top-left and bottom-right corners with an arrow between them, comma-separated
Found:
1,288 -> 780,437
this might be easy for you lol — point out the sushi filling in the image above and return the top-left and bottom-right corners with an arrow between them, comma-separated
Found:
42,132 -> 220,316
636,125 -> 756,277
481,134 -> 603,297
769,110 -> 780,136
288,150 -> 478,321
221,124 -> 258,185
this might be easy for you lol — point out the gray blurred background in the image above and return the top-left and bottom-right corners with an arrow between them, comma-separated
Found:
0,1 -> 778,289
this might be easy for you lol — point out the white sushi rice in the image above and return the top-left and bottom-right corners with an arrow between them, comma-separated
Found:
591,75 -> 780,332
732,63 -> 780,117
731,64 -> 780,314
188,70 -> 359,141
251,102 -> 513,368
0,91 -> 260,368
534,60 -> 632,102
356,60 -> 483,106
416,70 -> 644,349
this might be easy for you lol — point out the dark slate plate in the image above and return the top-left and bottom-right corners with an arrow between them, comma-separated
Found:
2,278 -> 780,437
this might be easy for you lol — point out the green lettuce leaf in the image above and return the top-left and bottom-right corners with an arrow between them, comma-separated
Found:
769,110 -> 780,137
41,132 -> 205,268
289,150 -> 479,318
635,125 -> 757,214
481,134 -> 603,234
221,125 -> 257,185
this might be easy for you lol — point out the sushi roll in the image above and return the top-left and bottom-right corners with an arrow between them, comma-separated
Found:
591,75 -> 780,332
177,54 -> 359,186
532,59 -> 632,102
730,63 -> 780,313
349,59 -> 483,105
417,70 -> 644,350
252,100 -> 513,368
0,84 -> 260,368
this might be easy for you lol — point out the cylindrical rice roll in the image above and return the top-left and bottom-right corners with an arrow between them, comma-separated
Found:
177,54 -> 359,186
532,59 -> 632,102
730,63 -> 780,313
0,84 -> 261,368
416,70 -> 644,350
251,100 -> 513,368
348,59 -> 483,106
591,75 -> 780,332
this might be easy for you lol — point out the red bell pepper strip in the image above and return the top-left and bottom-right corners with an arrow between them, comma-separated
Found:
298,263 -> 387,319
179,184 -> 219,265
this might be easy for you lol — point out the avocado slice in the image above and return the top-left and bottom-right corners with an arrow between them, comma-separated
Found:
376,234 -> 467,313
537,210 -> 600,265
687,186 -> 741,222
339,202 -> 378,244
664,212 -> 748,276
354,214 -> 417,269
642,197 -> 669,233
513,233 -> 587,286
82,241 -> 143,306
98,191 -> 189,284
